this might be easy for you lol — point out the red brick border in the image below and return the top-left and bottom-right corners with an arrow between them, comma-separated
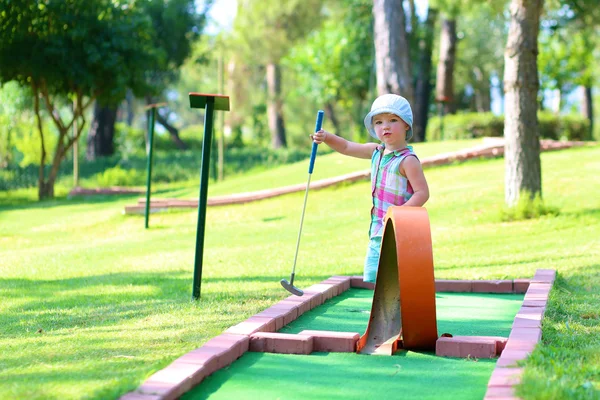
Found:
119,270 -> 555,400
484,269 -> 555,399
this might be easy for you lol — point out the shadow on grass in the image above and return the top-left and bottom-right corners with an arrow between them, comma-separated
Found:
1,270 -> 347,398
0,191 -> 140,211
1,271 -> 327,334
561,207 -> 600,219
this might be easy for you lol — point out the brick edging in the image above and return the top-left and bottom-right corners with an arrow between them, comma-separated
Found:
119,270 -> 555,400
119,276 -> 353,400
483,269 -> 556,399
69,186 -> 144,197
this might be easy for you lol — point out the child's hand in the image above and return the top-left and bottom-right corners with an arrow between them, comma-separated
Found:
310,129 -> 328,144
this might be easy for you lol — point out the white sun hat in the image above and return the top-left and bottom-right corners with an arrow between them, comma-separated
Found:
364,94 -> 413,141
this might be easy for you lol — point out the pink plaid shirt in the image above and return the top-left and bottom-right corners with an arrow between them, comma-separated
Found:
369,145 -> 416,238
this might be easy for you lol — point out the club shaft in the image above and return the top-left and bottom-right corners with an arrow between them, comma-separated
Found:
290,174 -> 312,277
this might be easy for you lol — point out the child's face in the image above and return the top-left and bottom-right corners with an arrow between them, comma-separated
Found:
373,113 -> 409,147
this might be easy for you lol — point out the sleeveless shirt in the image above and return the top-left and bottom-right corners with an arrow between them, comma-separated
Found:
369,145 -> 417,238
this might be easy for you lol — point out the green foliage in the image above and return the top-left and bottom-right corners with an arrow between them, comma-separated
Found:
500,191 -> 560,222
0,82 -> 32,166
0,143 -> 318,190
281,0 -> 373,140
283,0 -> 373,107
12,122 -> 59,167
232,0 -> 326,63
452,2 -> 507,110
427,112 -> 504,140
140,0 -> 212,96
94,165 -> 144,187
427,112 -> 592,141
114,123 -> 146,159
538,112 -> 592,141
539,23 -> 596,94
0,0 -> 158,104
0,0 -> 168,199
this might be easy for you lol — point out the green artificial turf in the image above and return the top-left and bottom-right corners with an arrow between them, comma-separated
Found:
280,289 -> 524,337
184,352 -> 496,400
184,290 -> 522,400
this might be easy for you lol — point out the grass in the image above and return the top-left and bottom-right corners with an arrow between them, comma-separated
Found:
0,141 -> 598,399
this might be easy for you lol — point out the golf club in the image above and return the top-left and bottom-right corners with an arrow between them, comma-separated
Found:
280,110 -> 325,296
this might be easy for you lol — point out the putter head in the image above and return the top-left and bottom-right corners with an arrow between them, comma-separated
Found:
280,279 -> 304,296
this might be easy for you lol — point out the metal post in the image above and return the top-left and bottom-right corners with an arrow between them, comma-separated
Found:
144,108 -> 156,229
192,98 -> 215,300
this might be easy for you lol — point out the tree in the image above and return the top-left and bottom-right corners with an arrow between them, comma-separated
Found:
540,0 -> 599,133
0,82 -> 32,167
283,0 -> 374,140
435,16 -> 457,114
503,0 -> 544,207
412,6 -> 438,142
453,3 -> 506,113
232,0 -> 325,148
86,0 -> 212,159
0,0 -> 157,199
372,0 -> 414,103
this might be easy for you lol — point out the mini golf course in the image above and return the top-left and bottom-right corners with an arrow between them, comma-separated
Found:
120,272 -> 553,400
183,290 -> 524,400
120,206 -> 554,400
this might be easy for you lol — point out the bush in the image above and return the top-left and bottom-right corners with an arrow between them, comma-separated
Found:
95,165 -> 145,187
114,123 -> 145,159
500,191 -> 560,222
0,164 -> 40,191
427,112 -> 591,142
0,146 -> 319,191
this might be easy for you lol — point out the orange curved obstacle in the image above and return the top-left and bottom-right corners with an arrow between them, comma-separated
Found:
357,206 -> 438,355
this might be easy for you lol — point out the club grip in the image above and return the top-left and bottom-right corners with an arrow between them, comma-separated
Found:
308,110 -> 324,174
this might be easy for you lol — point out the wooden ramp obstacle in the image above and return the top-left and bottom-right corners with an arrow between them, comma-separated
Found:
357,206 -> 438,355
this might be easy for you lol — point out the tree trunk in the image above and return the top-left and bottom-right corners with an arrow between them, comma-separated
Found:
581,85 -> 593,137
413,7 -> 438,142
266,62 -> 287,148
325,102 -> 341,136
504,0 -> 543,207
156,111 -> 188,150
373,0 -> 414,103
435,18 -> 457,114
473,66 -> 491,112
554,89 -> 562,114
145,96 -> 188,150
125,89 -> 135,126
86,102 -> 116,161
32,82 -> 49,199
408,0 -> 417,40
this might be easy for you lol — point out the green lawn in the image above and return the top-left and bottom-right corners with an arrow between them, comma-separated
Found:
0,142 -> 598,399
153,138 -> 484,198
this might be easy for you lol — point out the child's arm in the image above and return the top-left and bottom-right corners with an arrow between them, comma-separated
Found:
401,156 -> 430,206
312,129 -> 377,159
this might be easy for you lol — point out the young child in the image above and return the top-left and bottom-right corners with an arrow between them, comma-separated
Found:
311,94 -> 429,283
